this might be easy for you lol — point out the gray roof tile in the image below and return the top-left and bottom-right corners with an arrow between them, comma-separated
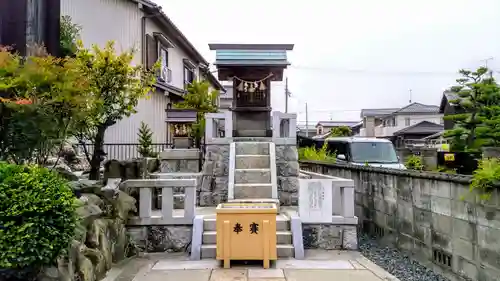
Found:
316,121 -> 361,128
393,121 -> 443,135
393,102 -> 439,114
360,108 -> 399,118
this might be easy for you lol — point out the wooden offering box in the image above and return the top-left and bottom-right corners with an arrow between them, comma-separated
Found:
215,203 -> 278,269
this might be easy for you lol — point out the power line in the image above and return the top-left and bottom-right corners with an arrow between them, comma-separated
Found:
287,65 -> 500,76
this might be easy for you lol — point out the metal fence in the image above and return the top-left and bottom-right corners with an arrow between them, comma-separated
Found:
74,143 -> 173,161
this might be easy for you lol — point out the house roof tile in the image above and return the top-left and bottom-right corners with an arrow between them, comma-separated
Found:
392,102 -> 440,114
393,121 -> 443,135
315,121 -> 361,128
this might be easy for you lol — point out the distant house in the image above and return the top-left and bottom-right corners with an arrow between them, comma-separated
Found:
393,121 -> 444,140
359,102 -> 443,138
439,91 -> 464,131
296,125 -> 317,138
219,83 -> 233,114
315,121 -> 361,137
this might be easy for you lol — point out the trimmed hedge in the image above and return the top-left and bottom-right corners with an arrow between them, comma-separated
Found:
0,163 -> 77,280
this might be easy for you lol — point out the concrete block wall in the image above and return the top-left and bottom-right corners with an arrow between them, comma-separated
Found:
300,161 -> 500,281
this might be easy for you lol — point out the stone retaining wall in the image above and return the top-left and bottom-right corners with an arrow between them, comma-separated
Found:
199,143 -> 229,206
300,160 -> 500,281
276,144 -> 299,206
39,180 -> 137,281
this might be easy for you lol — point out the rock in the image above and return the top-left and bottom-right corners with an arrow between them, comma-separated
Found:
38,267 -> 60,281
276,145 -> 298,161
146,226 -> 192,252
123,160 -> 140,180
108,219 -> 128,261
82,247 -> 106,280
277,161 -> 299,177
80,193 -> 104,208
77,255 -> 95,281
51,163 -> 79,181
74,221 -> 88,243
104,190 -> 137,220
76,204 -> 102,226
86,219 -> 107,248
69,180 -> 101,194
103,160 -> 123,180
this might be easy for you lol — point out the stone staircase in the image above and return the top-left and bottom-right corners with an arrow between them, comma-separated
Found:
232,142 -> 274,199
199,141 -> 295,259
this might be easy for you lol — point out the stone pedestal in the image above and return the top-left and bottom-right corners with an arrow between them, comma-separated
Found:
159,149 -> 200,173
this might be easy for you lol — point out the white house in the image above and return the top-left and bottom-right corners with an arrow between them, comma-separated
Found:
61,0 -> 223,155
359,102 -> 443,138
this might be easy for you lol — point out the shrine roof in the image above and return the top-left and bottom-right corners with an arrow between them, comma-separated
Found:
209,44 -> 293,67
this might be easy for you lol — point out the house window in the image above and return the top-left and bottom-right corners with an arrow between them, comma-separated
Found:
392,117 -> 397,127
184,66 -> 194,89
440,117 -> 444,124
405,117 -> 411,126
159,47 -> 170,82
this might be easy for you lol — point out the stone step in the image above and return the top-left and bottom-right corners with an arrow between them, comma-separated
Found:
235,142 -> 269,155
202,230 -> 292,245
233,137 -> 273,142
234,130 -> 270,138
200,244 -> 294,259
203,216 -> 289,232
233,183 -> 273,199
235,155 -> 270,169
235,168 -> 271,184
227,198 -> 280,213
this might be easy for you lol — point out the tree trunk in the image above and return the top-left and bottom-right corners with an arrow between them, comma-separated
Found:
89,125 -> 106,180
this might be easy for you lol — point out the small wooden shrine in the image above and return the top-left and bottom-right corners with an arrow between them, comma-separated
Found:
165,107 -> 198,148
209,44 -> 294,137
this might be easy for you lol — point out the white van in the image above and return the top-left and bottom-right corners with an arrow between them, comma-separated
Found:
323,137 -> 406,170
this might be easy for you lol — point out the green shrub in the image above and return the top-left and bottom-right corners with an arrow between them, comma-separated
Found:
471,158 -> 500,200
0,163 -> 77,280
298,143 -> 336,162
405,155 -> 424,170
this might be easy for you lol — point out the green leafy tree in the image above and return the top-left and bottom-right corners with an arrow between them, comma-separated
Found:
328,126 -> 352,137
60,15 -> 81,57
174,80 -> 219,146
73,41 -> 157,180
0,47 -> 90,164
137,121 -> 157,157
444,67 -> 498,151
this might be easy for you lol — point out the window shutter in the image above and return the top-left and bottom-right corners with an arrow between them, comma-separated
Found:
145,34 -> 158,69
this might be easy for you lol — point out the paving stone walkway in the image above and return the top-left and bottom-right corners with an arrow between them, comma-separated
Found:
104,250 -> 399,281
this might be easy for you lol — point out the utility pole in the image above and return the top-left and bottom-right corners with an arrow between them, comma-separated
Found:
285,77 -> 289,113
305,102 -> 309,137
481,57 -> 494,78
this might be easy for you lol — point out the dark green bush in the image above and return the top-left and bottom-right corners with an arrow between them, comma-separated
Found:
0,163 -> 77,280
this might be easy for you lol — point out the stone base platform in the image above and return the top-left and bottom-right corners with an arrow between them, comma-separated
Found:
108,250 -> 399,281
126,207 -> 358,255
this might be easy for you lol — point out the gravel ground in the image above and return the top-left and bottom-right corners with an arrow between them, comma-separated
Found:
359,233 -> 450,281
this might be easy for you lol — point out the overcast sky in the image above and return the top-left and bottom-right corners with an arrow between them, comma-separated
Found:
156,0 -> 500,124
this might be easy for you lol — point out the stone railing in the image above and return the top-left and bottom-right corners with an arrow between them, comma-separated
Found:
121,178 -> 197,225
299,160 -> 500,281
272,111 -> 297,142
205,111 -> 232,143
299,170 -> 356,224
